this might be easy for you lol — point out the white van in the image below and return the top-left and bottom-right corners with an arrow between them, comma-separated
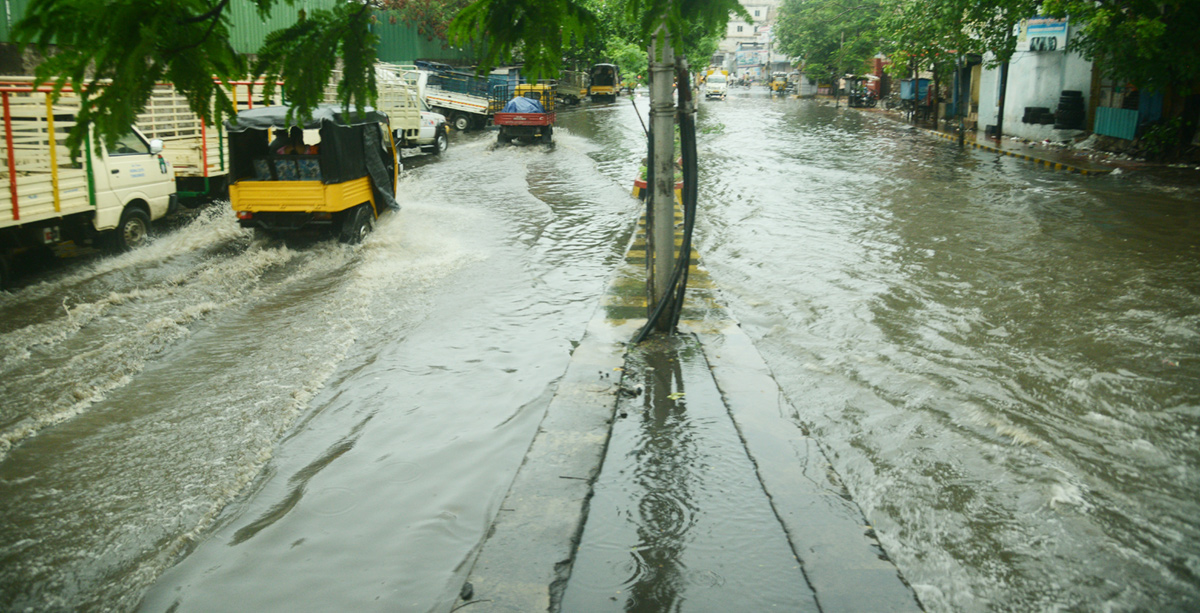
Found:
705,73 -> 728,100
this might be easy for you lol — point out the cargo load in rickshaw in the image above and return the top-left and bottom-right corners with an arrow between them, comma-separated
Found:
225,105 -> 400,243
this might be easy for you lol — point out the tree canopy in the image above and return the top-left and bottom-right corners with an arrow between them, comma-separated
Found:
448,0 -> 747,79
14,0 -> 382,154
775,0 -> 1194,95
1041,0 -> 1200,93
775,0 -> 882,79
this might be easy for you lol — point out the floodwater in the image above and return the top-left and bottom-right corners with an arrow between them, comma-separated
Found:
0,130 -> 640,610
0,86 -> 1198,612
687,89 -> 1200,611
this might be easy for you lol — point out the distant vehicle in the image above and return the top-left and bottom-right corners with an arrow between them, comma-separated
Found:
335,64 -> 447,156
495,82 -> 556,144
226,105 -> 400,243
770,72 -> 789,95
420,67 -> 508,131
846,76 -> 878,108
589,64 -> 619,102
786,71 -> 803,94
705,71 -> 728,100
558,70 -> 589,105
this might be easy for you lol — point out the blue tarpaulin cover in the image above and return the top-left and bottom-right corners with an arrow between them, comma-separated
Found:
502,97 -> 545,113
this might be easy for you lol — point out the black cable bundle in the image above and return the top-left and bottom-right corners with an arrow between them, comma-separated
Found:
634,58 -> 699,343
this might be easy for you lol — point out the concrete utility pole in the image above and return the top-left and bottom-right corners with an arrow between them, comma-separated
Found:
957,53 -> 966,147
647,28 -> 677,332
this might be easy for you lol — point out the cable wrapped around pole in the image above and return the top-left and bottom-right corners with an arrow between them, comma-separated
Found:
634,57 -> 699,343
668,58 -> 697,329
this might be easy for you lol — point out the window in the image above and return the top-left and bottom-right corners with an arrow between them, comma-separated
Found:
754,9 -> 760,16
737,25 -> 743,32
107,131 -> 150,156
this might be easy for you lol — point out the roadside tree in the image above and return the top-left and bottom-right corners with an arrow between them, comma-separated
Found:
1040,0 -> 1199,95
775,0 -> 882,90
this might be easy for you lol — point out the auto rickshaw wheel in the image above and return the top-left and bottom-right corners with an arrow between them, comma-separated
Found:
340,204 -> 375,244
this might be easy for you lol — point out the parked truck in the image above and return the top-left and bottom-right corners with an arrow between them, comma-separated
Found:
421,68 -> 509,131
0,82 -> 179,288
357,64 -> 448,156
557,70 -> 589,105
136,78 -> 283,204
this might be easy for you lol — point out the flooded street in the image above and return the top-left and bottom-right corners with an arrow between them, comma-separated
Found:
1,86 -> 1199,611
691,90 -> 1200,610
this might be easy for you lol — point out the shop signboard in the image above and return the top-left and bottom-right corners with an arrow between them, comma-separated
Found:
1017,17 -> 1068,52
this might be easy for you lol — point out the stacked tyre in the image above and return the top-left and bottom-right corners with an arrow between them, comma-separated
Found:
1023,106 -> 1056,125
1055,91 -> 1085,129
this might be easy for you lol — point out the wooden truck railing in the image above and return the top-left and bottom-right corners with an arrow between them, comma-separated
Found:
0,76 -> 284,201
0,84 -> 93,226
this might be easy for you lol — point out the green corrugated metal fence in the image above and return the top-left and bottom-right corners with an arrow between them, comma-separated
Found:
1,0 -> 473,65
373,11 -> 474,64
1094,106 -> 1138,141
226,0 -> 339,54
2,0 -> 35,41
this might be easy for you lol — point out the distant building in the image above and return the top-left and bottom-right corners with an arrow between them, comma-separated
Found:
714,0 -> 790,79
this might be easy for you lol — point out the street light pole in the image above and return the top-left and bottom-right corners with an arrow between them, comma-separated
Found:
647,28 -> 677,332
957,52 -> 966,147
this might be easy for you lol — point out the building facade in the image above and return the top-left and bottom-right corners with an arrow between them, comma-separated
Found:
713,0 -> 789,79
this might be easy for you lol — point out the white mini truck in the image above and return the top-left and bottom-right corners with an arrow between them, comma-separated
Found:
0,83 -> 177,287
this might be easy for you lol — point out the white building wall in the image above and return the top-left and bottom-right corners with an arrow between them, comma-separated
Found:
977,22 -> 1093,141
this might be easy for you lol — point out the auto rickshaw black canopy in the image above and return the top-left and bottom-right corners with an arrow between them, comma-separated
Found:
225,105 -> 399,210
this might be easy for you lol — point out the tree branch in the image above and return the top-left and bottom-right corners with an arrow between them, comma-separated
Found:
177,0 -> 231,25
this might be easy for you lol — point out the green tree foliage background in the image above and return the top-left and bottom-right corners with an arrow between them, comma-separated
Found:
774,0 -> 882,80
448,0 -> 747,80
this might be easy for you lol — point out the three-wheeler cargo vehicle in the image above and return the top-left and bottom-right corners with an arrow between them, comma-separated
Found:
588,64 -> 619,102
226,105 -> 400,243
494,83 -> 556,144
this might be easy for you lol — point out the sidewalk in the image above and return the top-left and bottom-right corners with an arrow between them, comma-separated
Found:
919,123 -> 1118,175
455,199 -> 922,611
819,95 -> 1125,175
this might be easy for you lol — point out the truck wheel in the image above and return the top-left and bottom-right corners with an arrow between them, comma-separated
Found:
541,126 -> 553,143
452,114 -> 471,131
497,128 -> 512,144
339,204 -> 374,244
428,131 -> 448,156
109,207 -> 151,252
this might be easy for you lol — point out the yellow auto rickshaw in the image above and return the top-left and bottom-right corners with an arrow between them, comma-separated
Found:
225,105 -> 400,243
770,72 -> 789,95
